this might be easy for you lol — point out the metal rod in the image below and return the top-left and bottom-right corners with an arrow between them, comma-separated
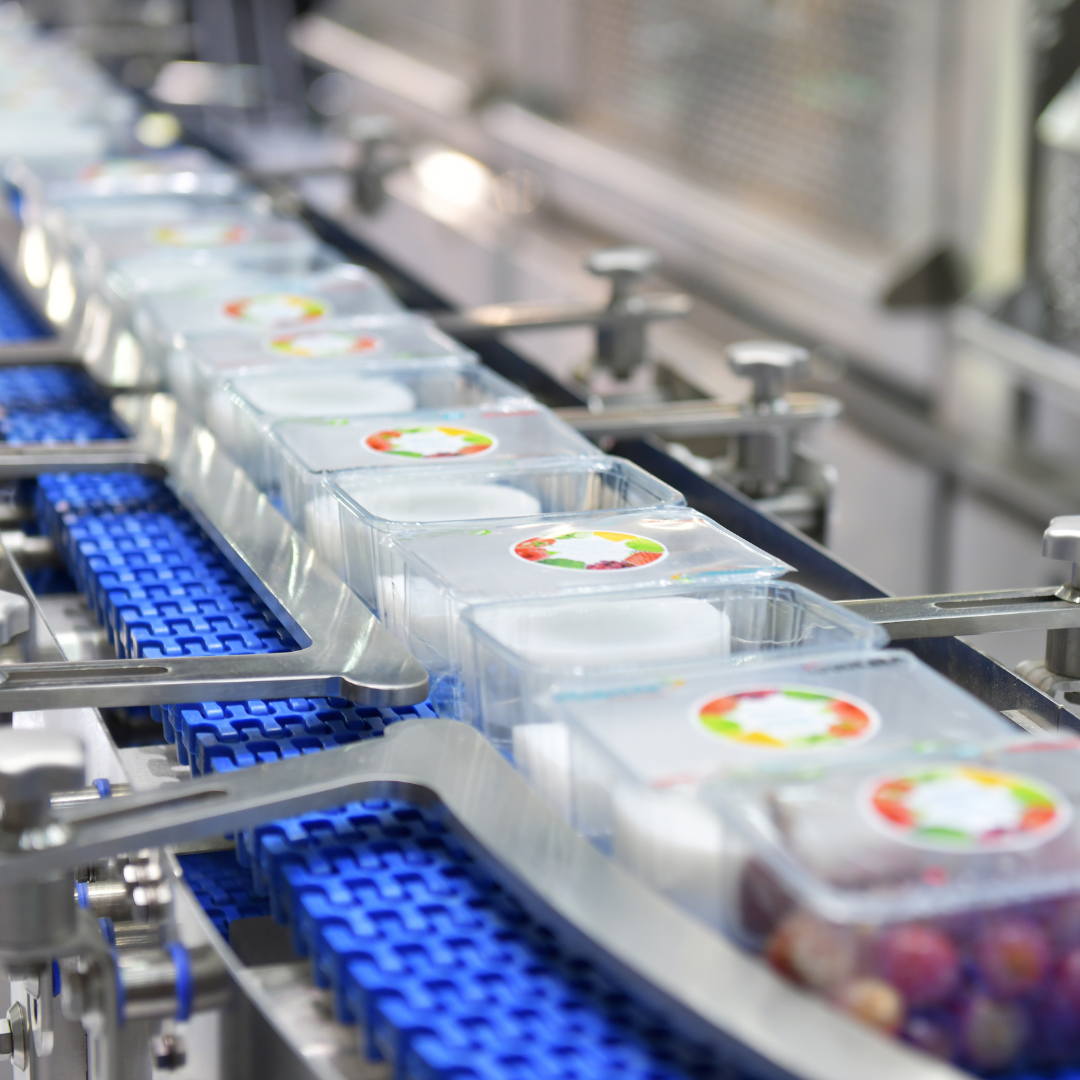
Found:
839,586 -> 1080,639
555,393 -> 842,441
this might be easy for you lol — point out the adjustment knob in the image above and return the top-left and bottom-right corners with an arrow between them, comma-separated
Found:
727,341 -> 810,408
0,730 -> 84,830
586,246 -> 659,305
1044,516 -> 1080,565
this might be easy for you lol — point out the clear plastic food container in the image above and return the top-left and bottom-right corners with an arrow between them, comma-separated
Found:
74,240 -> 343,389
462,580 -> 888,744
702,737 -> 1080,1073
267,403 -> 602,533
207,359 -> 528,492
378,507 -> 788,716
167,312 -> 471,417
8,149 -> 241,213
554,650 -> 1020,933
324,456 -> 684,608
134,264 -> 402,395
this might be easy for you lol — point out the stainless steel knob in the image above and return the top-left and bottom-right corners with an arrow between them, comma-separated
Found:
0,729 -> 84,831
727,341 -> 811,408
1044,516 -> 1080,677
586,246 -> 659,305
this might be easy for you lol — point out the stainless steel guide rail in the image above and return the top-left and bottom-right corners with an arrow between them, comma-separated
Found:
0,393 -> 428,710
2,720 -> 966,1080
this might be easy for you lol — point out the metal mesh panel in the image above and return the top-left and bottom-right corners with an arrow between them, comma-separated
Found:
576,0 -> 925,246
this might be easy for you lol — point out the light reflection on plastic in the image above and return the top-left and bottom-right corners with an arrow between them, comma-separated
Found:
45,259 -> 75,324
413,150 -> 491,210
19,224 -> 50,289
112,330 -> 143,387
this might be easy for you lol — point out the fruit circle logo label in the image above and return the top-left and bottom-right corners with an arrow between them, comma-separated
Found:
512,531 -> 666,571
223,294 -> 331,327
264,329 -> 381,358
151,222 -> 247,247
863,764 -> 1071,852
694,686 -> 880,749
365,425 -> 495,459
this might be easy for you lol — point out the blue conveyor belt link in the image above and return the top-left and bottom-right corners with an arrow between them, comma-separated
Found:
0,365 -> 123,443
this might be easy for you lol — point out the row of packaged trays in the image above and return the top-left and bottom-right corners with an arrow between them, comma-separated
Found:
17,144 -> 1072,1074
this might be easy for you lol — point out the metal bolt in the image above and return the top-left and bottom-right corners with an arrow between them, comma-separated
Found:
727,340 -> 811,409
150,1033 -> 186,1070
0,730 -> 84,835
5,1002 -> 26,1071
584,246 -> 660,381
1044,516 -> 1080,677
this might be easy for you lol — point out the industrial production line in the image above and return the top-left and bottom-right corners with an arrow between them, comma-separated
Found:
12,20 -> 1080,1080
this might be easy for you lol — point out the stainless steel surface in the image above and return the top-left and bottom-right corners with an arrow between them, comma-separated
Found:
0,592 -> 30,649
0,719 -> 972,1080
0,395 -> 428,711
431,291 -> 691,338
85,882 -> 133,923
840,586 -> 1080,639
0,730 -> 85,830
555,393 -> 841,441
117,946 -> 229,1022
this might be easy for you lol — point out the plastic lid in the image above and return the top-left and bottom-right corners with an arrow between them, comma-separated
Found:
560,650 -> 1015,793
703,735 -> 1080,924
363,483 -> 542,522
393,507 -> 788,600
234,373 -> 418,418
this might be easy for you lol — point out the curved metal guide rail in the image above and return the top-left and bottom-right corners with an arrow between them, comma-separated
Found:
6,719 -> 965,1080
0,393 -> 428,710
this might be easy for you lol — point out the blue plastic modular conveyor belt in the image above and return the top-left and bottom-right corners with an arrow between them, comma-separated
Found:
0,263 -> 51,344
0,365 -> 124,443
188,801 -> 727,1080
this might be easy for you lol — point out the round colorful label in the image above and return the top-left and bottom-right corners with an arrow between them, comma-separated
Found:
694,686 -> 880,749
512,530 -> 667,571
364,425 -> 495,459
222,294 -> 332,327
151,222 -> 246,247
264,329 -> 381,358
862,764 -> 1072,853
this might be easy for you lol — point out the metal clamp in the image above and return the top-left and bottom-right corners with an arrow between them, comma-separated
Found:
433,245 -> 690,385
0,394 -> 427,711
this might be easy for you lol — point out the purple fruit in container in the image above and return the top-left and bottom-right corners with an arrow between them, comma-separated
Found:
974,917 -> 1050,998
958,994 -> 1028,1071
875,924 -> 961,1009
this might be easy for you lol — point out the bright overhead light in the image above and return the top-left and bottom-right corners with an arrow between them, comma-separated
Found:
413,149 -> 491,210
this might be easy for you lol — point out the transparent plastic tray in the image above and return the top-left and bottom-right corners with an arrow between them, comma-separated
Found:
323,456 -> 684,608
379,506 -> 788,716
701,737 -> 1080,1073
268,403 -> 602,533
553,650 -> 1020,932
208,359 -> 527,492
168,312 -> 472,417
462,580 -> 888,743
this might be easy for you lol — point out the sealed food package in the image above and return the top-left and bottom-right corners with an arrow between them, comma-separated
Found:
9,149 -> 240,213
378,507 -> 788,716
552,650 -> 1018,929
327,456 -> 683,606
170,312 -> 472,418
208,359 -> 528,493
267,403 -> 602,534
74,229 -> 336,388
702,738 -> 1080,1073
462,580 -> 887,743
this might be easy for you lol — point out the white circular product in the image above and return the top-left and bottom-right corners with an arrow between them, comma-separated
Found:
481,597 -> 731,668
361,482 -> 542,522
612,785 -> 728,927
236,374 -> 417,418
